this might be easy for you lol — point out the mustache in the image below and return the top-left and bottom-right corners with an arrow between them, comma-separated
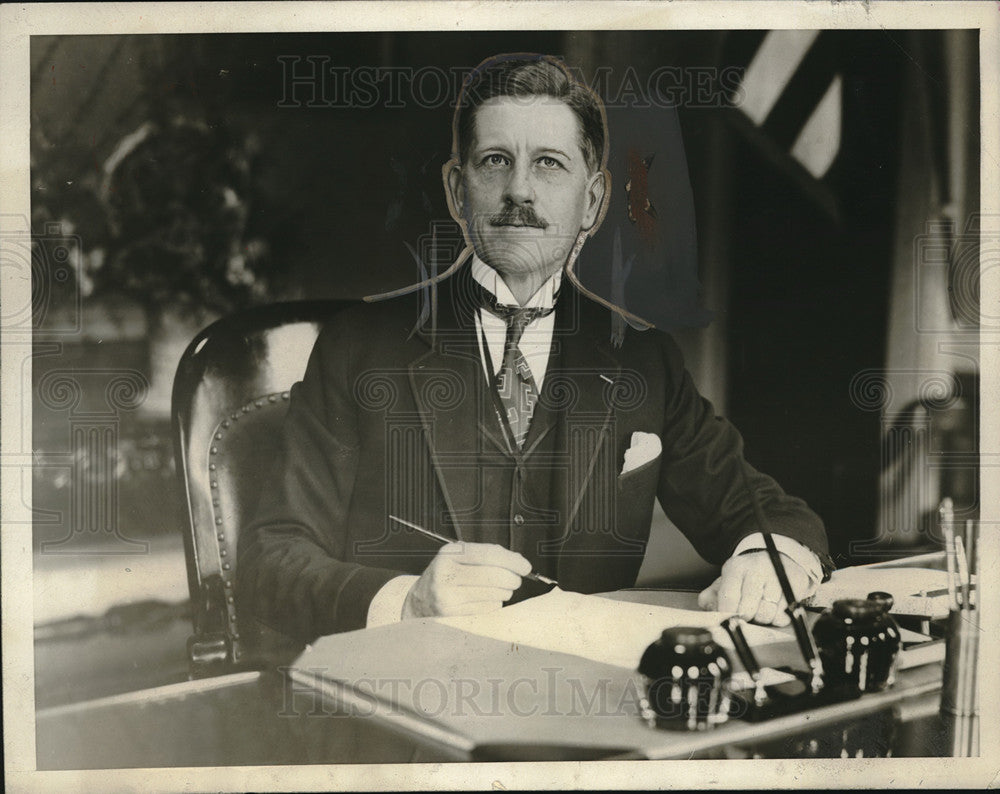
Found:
489,205 -> 548,229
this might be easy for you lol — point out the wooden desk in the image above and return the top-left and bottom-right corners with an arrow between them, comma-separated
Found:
286,589 -> 948,762
36,589 -> 953,769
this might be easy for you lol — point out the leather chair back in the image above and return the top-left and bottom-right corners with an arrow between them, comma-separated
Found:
172,300 -> 351,675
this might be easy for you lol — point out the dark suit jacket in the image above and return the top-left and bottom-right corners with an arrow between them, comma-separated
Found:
237,264 -> 832,644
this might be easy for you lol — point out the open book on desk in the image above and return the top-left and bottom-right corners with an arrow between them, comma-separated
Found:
436,588 -> 788,672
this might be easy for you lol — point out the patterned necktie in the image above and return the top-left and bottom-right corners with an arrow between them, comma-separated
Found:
477,287 -> 558,449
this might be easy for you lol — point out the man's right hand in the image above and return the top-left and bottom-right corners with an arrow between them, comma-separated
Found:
401,542 -> 532,619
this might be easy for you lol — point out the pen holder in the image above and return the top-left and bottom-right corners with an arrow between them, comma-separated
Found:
638,627 -> 732,731
940,610 -> 979,718
812,597 -> 900,693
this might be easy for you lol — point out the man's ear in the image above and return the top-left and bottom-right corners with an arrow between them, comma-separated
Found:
581,168 -> 608,232
443,160 -> 465,223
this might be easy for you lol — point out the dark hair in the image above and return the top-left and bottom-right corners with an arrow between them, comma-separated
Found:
453,54 -> 606,173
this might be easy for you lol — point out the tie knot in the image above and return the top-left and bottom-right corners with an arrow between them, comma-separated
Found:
504,308 -> 537,348
476,282 -> 558,330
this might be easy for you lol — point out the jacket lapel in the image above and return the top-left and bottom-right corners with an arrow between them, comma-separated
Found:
408,265 -> 494,541
541,286 -> 623,557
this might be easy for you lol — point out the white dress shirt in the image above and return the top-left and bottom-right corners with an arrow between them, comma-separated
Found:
469,254 -> 561,390
365,258 -> 821,627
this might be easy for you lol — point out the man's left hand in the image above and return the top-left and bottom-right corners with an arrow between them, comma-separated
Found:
697,551 -> 812,627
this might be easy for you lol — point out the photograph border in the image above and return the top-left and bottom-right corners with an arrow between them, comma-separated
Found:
3,2 -> 998,790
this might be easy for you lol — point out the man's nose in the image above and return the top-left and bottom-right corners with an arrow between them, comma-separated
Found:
503,162 -> 535,205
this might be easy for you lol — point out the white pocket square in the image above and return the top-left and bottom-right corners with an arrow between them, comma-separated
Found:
621,431 -> 661,475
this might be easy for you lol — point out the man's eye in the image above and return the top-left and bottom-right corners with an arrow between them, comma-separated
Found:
483,154 -> 509,167
538,156 -> 562,169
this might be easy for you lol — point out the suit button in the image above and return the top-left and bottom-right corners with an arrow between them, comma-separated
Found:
513,513 -> 525,526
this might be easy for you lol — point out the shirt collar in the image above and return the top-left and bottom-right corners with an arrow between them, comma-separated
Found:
470,254 -> 562,310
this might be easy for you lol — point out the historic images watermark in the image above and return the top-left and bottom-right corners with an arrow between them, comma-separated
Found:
278,665 -> 760,725
3,215 -> 151,554
277,59 -> 744,111
281,666 -> 645,720
913,213 -> 996,334
2,216 -> 82,335
843,213 -> 995,558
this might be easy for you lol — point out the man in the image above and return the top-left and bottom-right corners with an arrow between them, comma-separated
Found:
237,54 -> 833,647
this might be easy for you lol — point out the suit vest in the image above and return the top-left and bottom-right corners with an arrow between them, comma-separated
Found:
457,328 -> 564,603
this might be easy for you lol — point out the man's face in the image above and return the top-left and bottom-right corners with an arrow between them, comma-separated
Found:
447,95 -> 605,283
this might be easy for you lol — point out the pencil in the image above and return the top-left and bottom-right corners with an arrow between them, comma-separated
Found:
955,534 -> 970,610
965,519 -> 976,579
940,498 -> 958,611
972,520 -> 980,610
388,515 -> 558,586
389,515 -> 453,545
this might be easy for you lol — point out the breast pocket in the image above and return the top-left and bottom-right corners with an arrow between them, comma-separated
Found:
617,454 -> 661,495
614,455 -> 660,548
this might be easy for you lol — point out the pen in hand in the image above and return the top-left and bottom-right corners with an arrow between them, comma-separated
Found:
742,468 -> 825,694
389,515 -> 558,587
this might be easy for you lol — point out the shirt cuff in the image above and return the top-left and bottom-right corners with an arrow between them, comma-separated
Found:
366,575 -> 420,628
733,533 -> 823,596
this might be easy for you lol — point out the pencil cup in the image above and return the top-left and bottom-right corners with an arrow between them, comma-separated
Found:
940,610 -> 979,718
638,627 -> 732,731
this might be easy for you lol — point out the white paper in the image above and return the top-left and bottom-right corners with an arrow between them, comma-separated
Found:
436,588 -> 788,671
810,567 -> 976,616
